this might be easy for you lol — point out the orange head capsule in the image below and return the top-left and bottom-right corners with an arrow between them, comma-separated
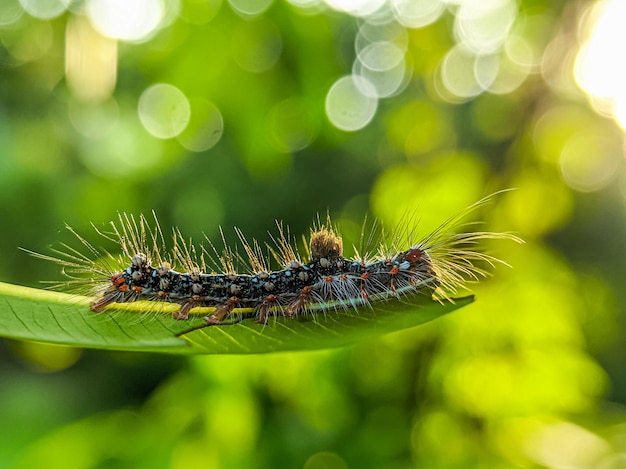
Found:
406,248 -> 422,262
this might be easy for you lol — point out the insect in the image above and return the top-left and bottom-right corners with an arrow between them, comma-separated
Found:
24,193 -> 521,330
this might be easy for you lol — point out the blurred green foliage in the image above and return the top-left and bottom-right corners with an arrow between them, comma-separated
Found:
1,0 -> 625,467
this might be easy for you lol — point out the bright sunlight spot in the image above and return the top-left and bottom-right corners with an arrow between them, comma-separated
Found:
575,0 -> 626,131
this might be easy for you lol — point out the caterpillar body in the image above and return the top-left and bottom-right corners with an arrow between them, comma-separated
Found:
25,193 -> 520,330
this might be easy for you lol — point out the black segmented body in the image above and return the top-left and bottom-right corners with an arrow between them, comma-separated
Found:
108,248 -> 436,316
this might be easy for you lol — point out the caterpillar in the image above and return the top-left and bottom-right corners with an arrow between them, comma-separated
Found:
24,193 -> 521,330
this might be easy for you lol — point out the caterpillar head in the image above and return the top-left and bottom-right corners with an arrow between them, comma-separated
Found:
89,252 -> 150,312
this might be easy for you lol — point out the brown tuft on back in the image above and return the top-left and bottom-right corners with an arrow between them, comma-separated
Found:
309,228 -> 343,261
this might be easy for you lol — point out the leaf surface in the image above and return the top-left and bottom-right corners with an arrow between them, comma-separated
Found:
0,282 -> 473,354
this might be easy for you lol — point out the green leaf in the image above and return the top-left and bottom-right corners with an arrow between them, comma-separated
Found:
0,282 -> 473,354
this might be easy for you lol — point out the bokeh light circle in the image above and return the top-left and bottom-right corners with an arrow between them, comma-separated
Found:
489,52 -> 531,94
559,130 -> 622,192
0,0 -> 24,25
86,0 -> 165,42
324,0 -> 386,17
228,0 -> 272,17
474,54 -> 499,90
138,84 -> 191,139
232,19 -> 282,73
69,98 -> 120,139
268,97 -> 317,152
286,0 -> 322,10
353,56 -> 408,98
19,0 -> 70,19
454,0 -> 517,54
391,0 -> 444,28
79,113 -> 165,178
325,75 -> 378,131
177,99 -> 224,152
356,21 -> 408,52
440,45 -> 482,99
180,0 -> 222,25
357,41 -> 405,72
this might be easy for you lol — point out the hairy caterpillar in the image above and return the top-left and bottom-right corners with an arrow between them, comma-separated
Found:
24,193 -> 521,331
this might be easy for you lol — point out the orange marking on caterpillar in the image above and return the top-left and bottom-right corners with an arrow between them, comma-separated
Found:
112,274 -> 126,286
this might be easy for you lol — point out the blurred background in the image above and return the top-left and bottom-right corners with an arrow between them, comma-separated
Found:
0,0 -> 624,467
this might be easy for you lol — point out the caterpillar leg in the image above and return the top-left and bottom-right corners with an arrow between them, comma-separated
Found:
90,287 -> 128,312
205,297 -> 240,325
173,297 -> 241,336
285,286 -> 313,318
175,296 -> 204,320
388,265 -> 400,293
256,295 -> 279,324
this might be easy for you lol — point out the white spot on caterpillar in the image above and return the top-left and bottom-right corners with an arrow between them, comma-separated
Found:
132,253 -> 147,267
